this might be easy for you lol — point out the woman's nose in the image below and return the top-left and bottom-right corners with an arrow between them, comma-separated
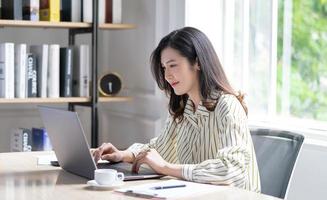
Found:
164,69 -> 173,80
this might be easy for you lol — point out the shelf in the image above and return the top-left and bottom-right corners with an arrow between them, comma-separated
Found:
99,96 -> 132,102
0,97 -> 90,104
0,20 -> 92,29
99,23 -> 136,30
0,96 -> 132,104
0,20 -> 135,30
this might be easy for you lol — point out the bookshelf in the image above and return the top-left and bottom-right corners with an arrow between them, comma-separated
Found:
0,20 -> 136,30
0,97 -> 90,104
0,19 -> 91,29
0,97 -> 132,104
0,2 -> 135,148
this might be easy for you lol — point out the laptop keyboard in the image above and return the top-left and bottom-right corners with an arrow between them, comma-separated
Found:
97,162 -> 155,176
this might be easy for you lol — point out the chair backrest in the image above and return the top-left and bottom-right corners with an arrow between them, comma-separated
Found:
250,128 -> 304,199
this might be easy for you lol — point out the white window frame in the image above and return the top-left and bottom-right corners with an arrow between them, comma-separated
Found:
184,0 -> 327,142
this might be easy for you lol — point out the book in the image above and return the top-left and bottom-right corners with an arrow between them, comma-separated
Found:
32,127 -> 52,151
61,0 -> 81,22
30,45 -> 49,98
73,45 -> 89,97
82,0 -> 92,22
10,128 -> 32,152
99,0 -> 105,24
1,0 -> 23,20
112,0 -> 122,23
105,0 -> 113,23
14,44 -> 27,98
60,47 -> 74,97
0,43 -> 15,99
0,0 -> 2,18
104,0 -> 121,23
26,53 -> 38,97
22,0 -> 40,21
82,0 -> 107,23
48,44 -> 60,98
40,0 -> 60,22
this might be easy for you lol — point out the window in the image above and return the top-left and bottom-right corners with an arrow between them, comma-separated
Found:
185,0 -> 327,130
277,0 -> 327,121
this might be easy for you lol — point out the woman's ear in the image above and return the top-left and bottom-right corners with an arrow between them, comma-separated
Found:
195,58 -> 200,70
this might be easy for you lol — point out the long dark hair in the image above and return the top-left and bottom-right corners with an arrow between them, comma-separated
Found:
150,27 -> 247,122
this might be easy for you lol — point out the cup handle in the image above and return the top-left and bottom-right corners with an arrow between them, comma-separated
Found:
117,172 -> 124,181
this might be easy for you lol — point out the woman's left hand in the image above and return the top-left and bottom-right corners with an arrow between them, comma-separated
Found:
132,148 -> 169,175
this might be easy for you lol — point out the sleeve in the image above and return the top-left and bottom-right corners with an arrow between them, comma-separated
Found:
127,138 -> 158,158
127,114 -> 175,158
181,100 -> 251,188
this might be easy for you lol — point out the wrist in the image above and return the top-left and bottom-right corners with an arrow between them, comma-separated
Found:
163,163 -> 183,178
121,150 -> 135,163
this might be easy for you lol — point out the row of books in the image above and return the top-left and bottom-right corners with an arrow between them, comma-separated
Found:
10,127 -> 52,152
0,43 -> 90,99
0,0 -> 122,23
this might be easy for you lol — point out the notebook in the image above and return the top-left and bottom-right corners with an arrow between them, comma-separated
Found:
115,180 -> 226,199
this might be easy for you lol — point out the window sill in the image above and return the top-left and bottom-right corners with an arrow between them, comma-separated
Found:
249,116 -> 327,148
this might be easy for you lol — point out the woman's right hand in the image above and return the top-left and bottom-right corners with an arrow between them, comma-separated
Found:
92,143 -> 124,164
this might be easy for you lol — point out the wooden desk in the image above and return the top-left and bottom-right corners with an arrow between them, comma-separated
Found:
0,152 -> 280,200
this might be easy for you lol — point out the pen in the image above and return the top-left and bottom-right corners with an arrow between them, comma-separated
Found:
151,184 -> 186,190
124,190 -> 158,199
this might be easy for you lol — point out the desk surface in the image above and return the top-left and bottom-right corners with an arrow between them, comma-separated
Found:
0,152 -> 280,200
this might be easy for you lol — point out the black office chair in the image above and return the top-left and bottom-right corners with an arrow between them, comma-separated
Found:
250,128 -> 304,199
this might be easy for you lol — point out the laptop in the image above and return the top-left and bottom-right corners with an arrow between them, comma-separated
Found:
38,106 -> 163,180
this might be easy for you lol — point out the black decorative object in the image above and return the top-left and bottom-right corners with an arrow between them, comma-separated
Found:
99,72 -> 122,96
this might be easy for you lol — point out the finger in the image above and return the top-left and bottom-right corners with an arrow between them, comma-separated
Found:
132,156 -> 141,172
132,160 -> 137,173
101,153 -> 119,162
132,152 -> 148,172
102,143 -> 116,154
93,143 -> 106,163
132,157 -> 145,173
133,151 -> 146,165
90,149 -> 96,158
135,157 -> 144,173
90,149 -> 98,161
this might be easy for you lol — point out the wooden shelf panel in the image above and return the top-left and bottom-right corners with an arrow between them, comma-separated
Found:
99,23 -> 136,30
99,96 -> 132,102
0,20 -> 91,29
0,97 -> 132,104
0,97 -> 90,104
0,20 -> 135,30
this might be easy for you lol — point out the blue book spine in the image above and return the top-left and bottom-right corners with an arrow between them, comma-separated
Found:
32,127 -> 52,151
32,128 -> 44,151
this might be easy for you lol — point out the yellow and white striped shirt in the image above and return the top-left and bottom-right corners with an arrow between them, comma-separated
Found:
128,93 -> 261,192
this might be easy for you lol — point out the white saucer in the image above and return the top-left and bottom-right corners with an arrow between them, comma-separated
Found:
86,180 -> 124,189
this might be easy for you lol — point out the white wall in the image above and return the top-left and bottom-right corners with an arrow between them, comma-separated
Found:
96,0 -> 185,149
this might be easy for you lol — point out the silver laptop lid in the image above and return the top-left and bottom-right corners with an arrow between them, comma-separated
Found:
38,106 -> 96,179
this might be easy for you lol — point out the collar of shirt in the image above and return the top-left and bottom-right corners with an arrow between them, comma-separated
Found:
183,91 -> 222,127
184,99 -> 210,118
183,97 -> 210,128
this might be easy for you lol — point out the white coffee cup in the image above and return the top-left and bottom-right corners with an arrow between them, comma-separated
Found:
94,169 -> 124,185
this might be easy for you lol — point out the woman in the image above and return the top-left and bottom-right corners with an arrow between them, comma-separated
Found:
93,27 -> 261,192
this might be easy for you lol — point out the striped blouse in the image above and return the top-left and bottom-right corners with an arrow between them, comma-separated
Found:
128,93 -> 261,192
